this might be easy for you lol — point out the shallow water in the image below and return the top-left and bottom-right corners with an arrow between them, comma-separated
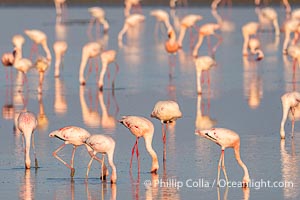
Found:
0,5 -> 300,200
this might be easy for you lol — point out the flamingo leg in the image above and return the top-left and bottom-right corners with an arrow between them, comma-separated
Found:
112,63 -> 119,89
291,108 -> 295,138
130,138 -> 138,170
31,133 -> 38,168
70,146 -> 77,177
136,138 -> 140,173
101,154 -> 105,181
217,150 -> 223,187
52,143 -> 74,176
86,150 -> 108,178
221,150 -> 229,184
86,154 -> 96,180
212,33 -> 223,55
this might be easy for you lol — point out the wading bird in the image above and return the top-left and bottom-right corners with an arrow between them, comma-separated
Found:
79,42 -> 102,85
17,111 -> 38,169
195,128 -> 250,187
242,22 -> 260,56
85,134 -> 117,184
192,23 -> 222,57
49,126 -> 108,178
194,56 -> 216,94
151,100 -> 182,144
119,116 -> 159,173
87,7 -> 110,37
280,92 -> 300,139
177,14 -> 203,48
98,50 -> 119,91
53,41 -> 68,77
118,14 -> 145,46
24,29 -> 52,61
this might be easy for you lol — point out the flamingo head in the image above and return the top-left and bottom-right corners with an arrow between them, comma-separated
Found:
242,175 -> 250,188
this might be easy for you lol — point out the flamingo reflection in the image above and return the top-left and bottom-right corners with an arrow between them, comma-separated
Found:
19,170 -> 35,200
37,94 -> 49,131
54,78 -> 68,115
243,57 -> 263,109
85,182 -> 117,200
280,139 -> 299,199
195,95 -> 216,131
79,85 -> 101,128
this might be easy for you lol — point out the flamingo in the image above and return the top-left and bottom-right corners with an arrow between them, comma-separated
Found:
124,0 -> 142,17
194,56 -> 216,94
12,34 -> 25,52
119,116 -> 159,173
53,41 -> 68,77
13,47 -> 34,87
280,92 -> 300,139
282,19 -> 300,54
151,100 -> 182,144
192,23 -> 222,57
87,7 -> 110,37
287,45 -> 300,67
177,14 -> 203,48
49,126 -> 108,178
17,111 -> 38,169
255,7 -> 280,36
85,134 -> 117,184
150,9 -> 172,35
195,128 -> 250,187
165,27 -> 180,55
24,29 -> 52,61
255,0 -> 291,14
35,56 -> 51,93
291,8 -> 300,20
54,0 -> 67,16
247,37 -> 264,61
242,22 -> 260,56
118,14 -> 145,45
98,50 -> 119,91
1,53 -> 15,67
78,42 -> 102,85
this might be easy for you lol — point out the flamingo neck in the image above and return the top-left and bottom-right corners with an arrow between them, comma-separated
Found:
234,145 -> 250,182
107,150 -> 117,183
24,132 -> 32,169
144,134 -> 159,172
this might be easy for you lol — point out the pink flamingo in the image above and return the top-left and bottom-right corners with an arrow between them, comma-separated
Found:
78,42 -> 102,85
177,14 -> 203,48
255,7 -> 280,36
255,0 -> 291,14
17,111 -> 38,169
13,47 -> 34,88
12,34 -> 25,53
49,126 -> 108,178
53,41 -> 68,77
24,29 -> 52,61
282,19 -> 300,54
124,0 -> 142,17
119,116 -> 159,173
35,56 -> 51,93
87,7 -> 110,37
192,23 -> 222,57
247,37 -> 264,61
194,56 -> 216,94
150,9 -> 172,35
165,27 -> 180,78
54,0 -> 67,16
195,128 -> 250,187
85,134 -> 117,184
118,14 -> 145,46
98,50 -> 119,91
242,22 -> 260,56
280,92 -> 300,139
151,100 -> 182,143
